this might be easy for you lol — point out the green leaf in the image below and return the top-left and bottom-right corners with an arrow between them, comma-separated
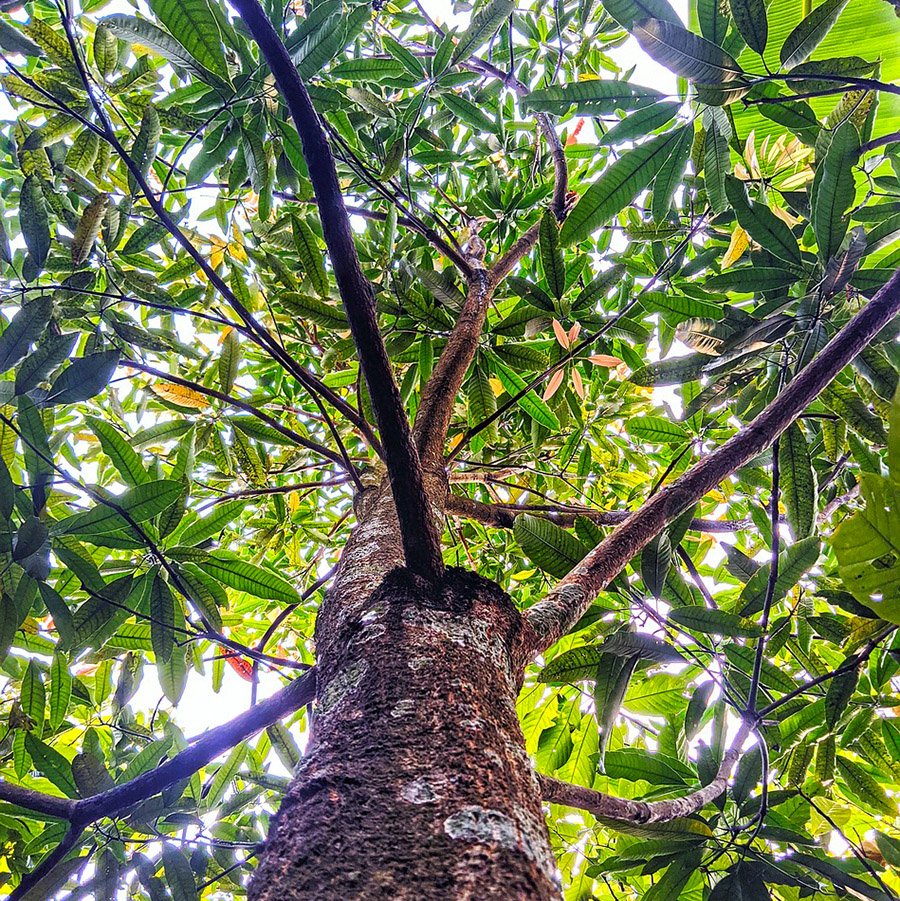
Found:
186,551 -> 300,603
514,514 -> 589,578
779,0 -> 850,68
634,18 -> 744,84
738,536 -> 820,616
562,127 -> 691,244
825,658 -> 860,729
149,570 -> 174,663
47,350 -> 120,405
821,383 -> 887,445
147,0 -> 229,82
48,652 -> 71,731
158,646 -> 189,705
281,292 -> 348,329
15,332 -> 77,395
204,742 -> 246,809
86,416 -> 149,487
71,193 -> 108,266
19,177 -> 50,270
835,755 -> 895,815
600,630 -> 687,663
38,582 -> 76,650
21,659 -> 45,733
0,296 -> 52,375
23,733 -> 77,796
593,654 -> 637,766
540,643 -> 606,683
267,722 -> 302,771
162,845 -> 200,901
291,217 -> 329,298
833,473 -> 900,621
811,120 -> 860,262
626,415 -> 689,444
451,0 -> 517,63
600,101 -> 681,146
669,607 -> 762,637
522,81 -> 664,115
728,0 -> 767,54
13,515 -> 47,562
779,423 -> 817,538
704,123 -> 730,215
490,358 -> 561,430
629,354 -> 709,386
539,209 -> 566,300
641,532 -> 672,598
102,14 -> 218,82
724,176 -> 802,266
603,748 -> 694,784
651,123 -> 694,220
54,480 -> 184,537
599,0 -> 680,30
171,500 -> 244,548
440,91 -> 497,132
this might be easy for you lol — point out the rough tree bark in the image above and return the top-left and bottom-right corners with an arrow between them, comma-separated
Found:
250,489 -> 558,900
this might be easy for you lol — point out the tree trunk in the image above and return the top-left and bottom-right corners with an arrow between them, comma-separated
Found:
250,492 -> 558,900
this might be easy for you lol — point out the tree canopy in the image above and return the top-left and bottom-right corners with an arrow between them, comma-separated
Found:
0,0 -> 897,897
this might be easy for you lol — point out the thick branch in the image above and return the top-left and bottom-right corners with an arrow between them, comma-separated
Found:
0,670 -> 315,826
413,269 -> 492,462
444,493 -> 751,532
523,266 -> 900,655
540,723 -> 748,824
232,0 -> 444,581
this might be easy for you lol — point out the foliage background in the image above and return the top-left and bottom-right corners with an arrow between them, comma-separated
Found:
0,0 -> 896,896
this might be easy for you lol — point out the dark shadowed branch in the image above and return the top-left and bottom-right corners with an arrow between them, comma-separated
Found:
523,267 -> 900,656
231,0 -> 444,582
0,670 -> 316,825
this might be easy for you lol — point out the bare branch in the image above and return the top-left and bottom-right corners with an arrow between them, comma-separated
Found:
444,493 -> 751,532
523,266 -> 900,656
232,0 -> 444,582
540,722 -> 749,825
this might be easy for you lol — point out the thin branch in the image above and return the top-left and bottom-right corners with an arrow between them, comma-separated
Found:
444,492 -> 751,532
541,722 -> 750,824
233,0 -> 444,581
522,265 -> 900,657
123,358 -> 352,474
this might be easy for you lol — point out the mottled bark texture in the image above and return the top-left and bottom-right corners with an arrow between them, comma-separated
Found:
250,564 -> 558,900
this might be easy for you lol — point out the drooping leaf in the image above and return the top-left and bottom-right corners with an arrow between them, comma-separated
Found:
634,18 -> 744,84
147,0 -> 230,81
778,423 -> 817,538
514,514 -> 590,578
562,127 -> 691,244
0,296 -> 53,375
779,0 -> 851,68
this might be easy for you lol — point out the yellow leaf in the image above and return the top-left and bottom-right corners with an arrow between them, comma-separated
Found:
770,204 -> 800,227
150,383 -> 210,410
489,377 -> 504,397
721,227 -> 750,268
448,433 -> 464,452
219,326 -> 234,345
